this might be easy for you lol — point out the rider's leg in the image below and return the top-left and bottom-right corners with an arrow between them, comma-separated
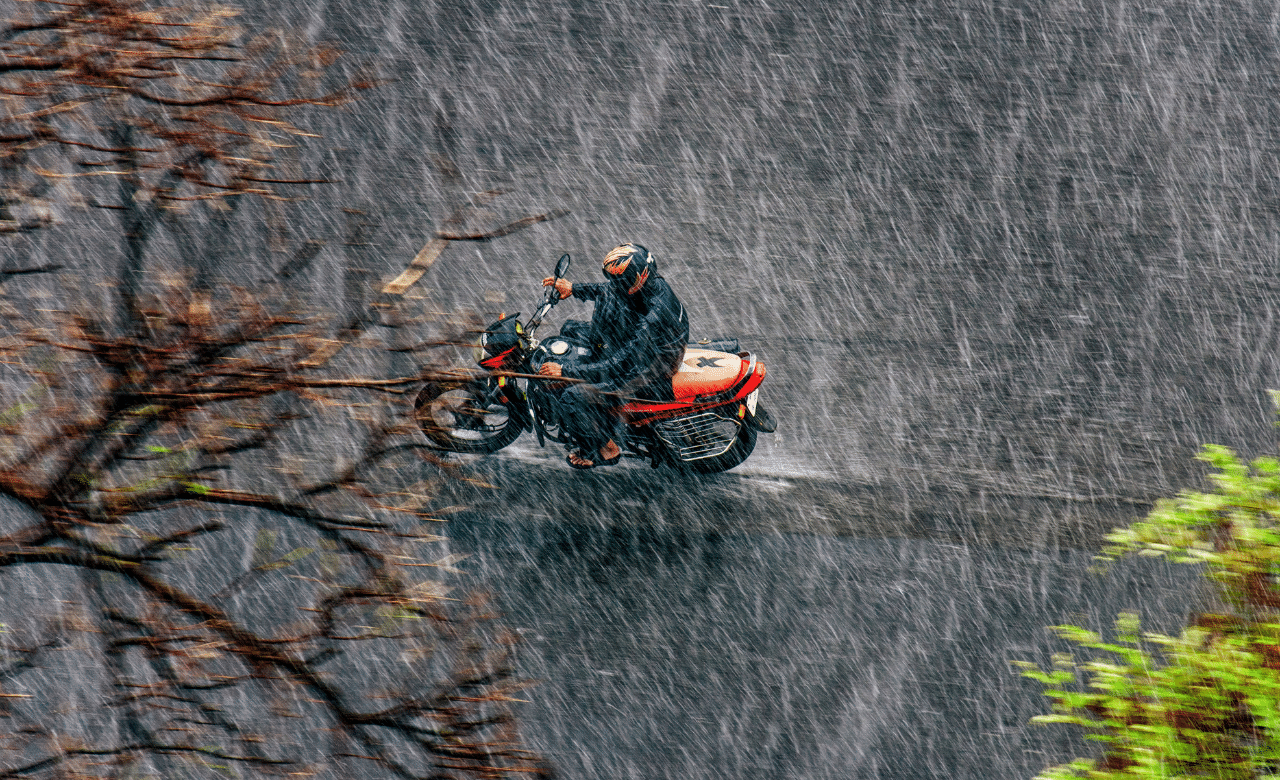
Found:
560,384 -> 610,446
561,384 -> 623,467
567,440 -> 619,468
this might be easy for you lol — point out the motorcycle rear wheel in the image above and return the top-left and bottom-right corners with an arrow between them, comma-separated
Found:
415,381 -> 521,454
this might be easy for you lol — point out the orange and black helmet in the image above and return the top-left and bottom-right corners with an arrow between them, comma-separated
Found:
601,243 -> 653,295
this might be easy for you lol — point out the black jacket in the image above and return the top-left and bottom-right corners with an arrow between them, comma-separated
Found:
562,276 -> 689,388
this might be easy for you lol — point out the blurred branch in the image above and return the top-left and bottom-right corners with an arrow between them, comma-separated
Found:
0,3 -> 552,776
0,282 -> 546,779
435,209 -> 571,242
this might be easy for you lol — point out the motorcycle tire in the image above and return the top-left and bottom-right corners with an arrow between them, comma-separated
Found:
685,418 -> 758,474
414,380 -> 521,454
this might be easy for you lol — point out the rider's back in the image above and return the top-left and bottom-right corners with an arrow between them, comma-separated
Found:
568,276 -> 689,387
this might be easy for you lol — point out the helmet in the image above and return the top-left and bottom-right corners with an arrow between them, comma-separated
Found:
601,243 -> 653,295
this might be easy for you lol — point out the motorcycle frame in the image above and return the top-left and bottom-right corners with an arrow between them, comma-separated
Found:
475,342 -> 765,436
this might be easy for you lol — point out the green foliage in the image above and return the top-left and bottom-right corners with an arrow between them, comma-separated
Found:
1022,445 -> 1280,778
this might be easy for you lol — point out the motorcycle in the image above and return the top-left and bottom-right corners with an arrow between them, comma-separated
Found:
414,254 -> 776,473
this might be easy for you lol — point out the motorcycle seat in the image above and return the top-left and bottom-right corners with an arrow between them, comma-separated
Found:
670,348 -> 744,400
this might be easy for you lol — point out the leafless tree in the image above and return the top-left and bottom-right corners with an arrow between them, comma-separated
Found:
0,285 -> 554,779
0,0 -> 373,325
0,2 -> 564,778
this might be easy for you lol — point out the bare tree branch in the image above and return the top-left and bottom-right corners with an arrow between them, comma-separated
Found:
0,4 -> 554,777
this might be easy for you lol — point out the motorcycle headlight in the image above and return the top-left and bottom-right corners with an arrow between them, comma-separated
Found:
473,334 -> 487,363
477,316 -> 524,362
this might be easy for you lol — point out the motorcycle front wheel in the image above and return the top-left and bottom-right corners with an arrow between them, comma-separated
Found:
414,380 -> 521,454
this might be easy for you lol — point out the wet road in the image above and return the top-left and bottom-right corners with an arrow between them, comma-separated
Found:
437,449 -> 1197,779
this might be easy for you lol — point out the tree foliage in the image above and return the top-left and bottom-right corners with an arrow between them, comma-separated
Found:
1020,445 -> 1280,779
0,0 -> 379,331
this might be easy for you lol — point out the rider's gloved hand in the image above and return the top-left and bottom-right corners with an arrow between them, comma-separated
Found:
542,277 -> 573,300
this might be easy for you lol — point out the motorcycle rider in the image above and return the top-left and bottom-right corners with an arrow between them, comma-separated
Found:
537,243 -> 690,469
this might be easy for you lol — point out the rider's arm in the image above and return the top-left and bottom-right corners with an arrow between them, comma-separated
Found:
571,282 -> 607,302
562,318 -> 655,384
563,302 -> 686,384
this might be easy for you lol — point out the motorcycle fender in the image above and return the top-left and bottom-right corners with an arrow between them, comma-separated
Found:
744,397 -> 777,433
496,380 -> 531,431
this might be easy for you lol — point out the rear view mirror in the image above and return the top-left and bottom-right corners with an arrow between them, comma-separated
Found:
553,253 -> 571,279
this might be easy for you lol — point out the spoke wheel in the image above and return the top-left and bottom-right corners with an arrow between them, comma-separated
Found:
415,381 -> 521,454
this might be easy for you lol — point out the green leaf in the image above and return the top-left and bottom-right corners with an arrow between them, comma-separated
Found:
0,402 -> 38,426
1024,438 -> 1280,778
280,546 -> 313,564
256,545 -> 314,572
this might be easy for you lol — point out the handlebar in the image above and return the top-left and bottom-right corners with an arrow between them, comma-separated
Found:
527,253 -> 571,335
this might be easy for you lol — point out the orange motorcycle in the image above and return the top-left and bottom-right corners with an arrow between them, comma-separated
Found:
415,254 -> 775,473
